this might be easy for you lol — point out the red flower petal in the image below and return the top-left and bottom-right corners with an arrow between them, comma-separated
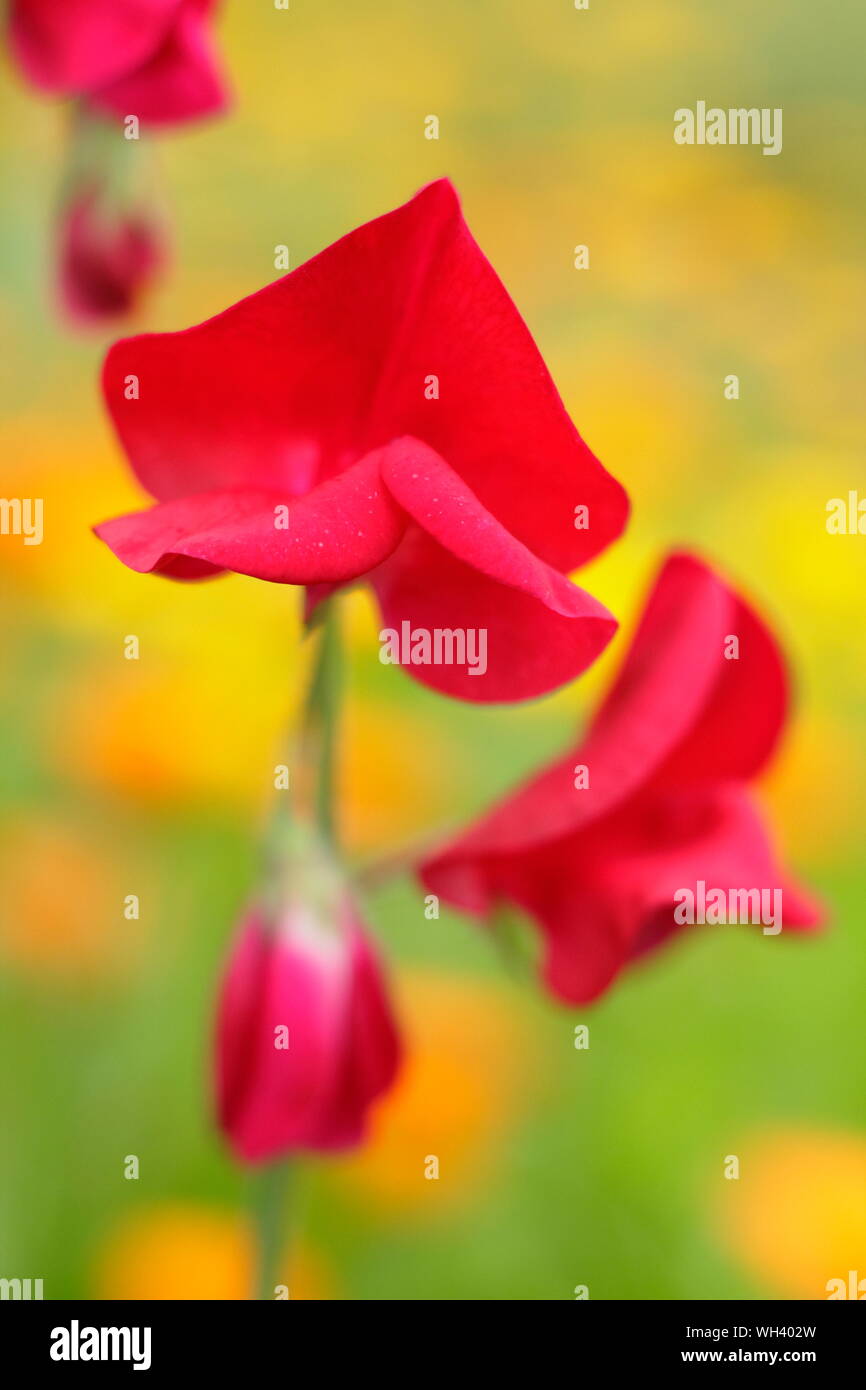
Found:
306,929 -> 403,1149
91,0 -> 227,125
372,537 -> 615,701
94,450 -> 407,583
542,787 -> 819,1003
8,0 -> 182,96
9,0 -> 225,125
652,582 -> 787,786
367,438 -> 616,699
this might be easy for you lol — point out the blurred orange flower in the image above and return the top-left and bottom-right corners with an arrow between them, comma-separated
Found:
338,699 -> 461,857
0,815 -> 138,981
336,969 -> 540,1215
93,1203 -> 332,1300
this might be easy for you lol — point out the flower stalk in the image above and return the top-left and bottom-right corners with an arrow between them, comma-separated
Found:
251,599 -> 343,1300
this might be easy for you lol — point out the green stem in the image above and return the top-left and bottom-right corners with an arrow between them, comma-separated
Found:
302,599 -> 343,848
252,1161 -> 296,1300
490,902 -> 536,982
252,600 -> 343,1299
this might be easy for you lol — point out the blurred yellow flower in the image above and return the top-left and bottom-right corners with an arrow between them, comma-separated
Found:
53,659 -> 285,815
713,1129 -> 866,1299
555,340 -> 710,527
710,452 -> 865,629
0,420 -> 149,615
760,707 -> 864,864
336,969 -> 540,1215
93,1204 -> 332,1300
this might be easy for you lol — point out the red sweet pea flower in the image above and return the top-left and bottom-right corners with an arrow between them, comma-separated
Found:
94,180 -> 628,702
8,0 -> 227,125
421,553 -> 822,1003
58,183 -> 164,325
215,882 -> 400,1164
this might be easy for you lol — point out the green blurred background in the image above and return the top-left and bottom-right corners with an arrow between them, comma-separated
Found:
1,0 -> 864,1299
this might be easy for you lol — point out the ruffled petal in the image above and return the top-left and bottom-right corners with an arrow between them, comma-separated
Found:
372,534 -> 615,703
94,451 -> 406,583
366,436 -> 616,700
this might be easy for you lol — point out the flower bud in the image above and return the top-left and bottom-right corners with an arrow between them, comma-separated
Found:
57,183 -> 164,325
215,834 -> 400,1163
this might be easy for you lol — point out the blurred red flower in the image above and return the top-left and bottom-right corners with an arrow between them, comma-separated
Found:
8,0 -> 227,125
58,183 -> 164,325
95,180 -> 629,702
421,552 -> 822,1003
215,841 -> 401,1163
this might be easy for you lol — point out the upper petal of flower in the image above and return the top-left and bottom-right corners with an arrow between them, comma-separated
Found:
650,566 -> 788,786
100,180 -> 627,568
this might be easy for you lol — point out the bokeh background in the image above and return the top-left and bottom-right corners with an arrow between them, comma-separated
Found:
1,0 -> 864,1300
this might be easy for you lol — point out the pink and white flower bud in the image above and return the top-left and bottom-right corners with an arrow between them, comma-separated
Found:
215,864 -> 401,1164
